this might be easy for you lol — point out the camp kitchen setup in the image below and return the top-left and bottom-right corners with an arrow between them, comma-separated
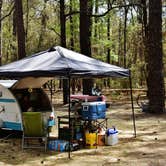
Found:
0,46 -> 136,157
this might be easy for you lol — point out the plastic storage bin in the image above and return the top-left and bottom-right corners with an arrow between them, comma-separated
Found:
105,128 -> 118,145
82,101 -> 106,120
48,139 -> 69,152
85,133 -> 98,149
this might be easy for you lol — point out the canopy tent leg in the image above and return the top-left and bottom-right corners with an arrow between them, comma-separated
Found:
129,71 -> 136,137
68,76 -> 71,159
50,80 -> 53,104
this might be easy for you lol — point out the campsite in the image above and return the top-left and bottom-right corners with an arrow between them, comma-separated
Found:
0,91 -> 166,166
0,1 -> 166,166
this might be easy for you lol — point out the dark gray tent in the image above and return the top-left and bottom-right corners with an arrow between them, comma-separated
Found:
0,46 -> 135,157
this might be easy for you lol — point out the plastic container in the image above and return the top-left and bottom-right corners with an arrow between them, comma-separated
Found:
82,101 -> 106,120
105,128 -> 118,145
85,133 -> 98,149
97,134 -> 105,146
48,139 -> 69,152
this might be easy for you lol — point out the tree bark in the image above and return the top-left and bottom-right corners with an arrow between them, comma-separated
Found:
123,7 -> 128,68
38,0 -> 48,50
147,0 -> 165,113
0,0 -> 3,65
60,0 -> 68,104
14,0 -> 26,59
80,0 -> 93,95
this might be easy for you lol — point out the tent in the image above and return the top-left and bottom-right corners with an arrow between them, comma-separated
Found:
0,46 -> 136,157
0,46 -> 129,78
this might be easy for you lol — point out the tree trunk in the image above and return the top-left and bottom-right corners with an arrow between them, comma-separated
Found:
106,0 -> 110,87
118,17 -> 122,66
38,0 -> 48,50
0,0 -> 2,65
123,7 -> 128,68
60,0 -> 68,104
25,0 -> 29,40
80,0 -> 93,95
69,0 -> 76,94
147,0 -> 165,113
14,0 -> 26,59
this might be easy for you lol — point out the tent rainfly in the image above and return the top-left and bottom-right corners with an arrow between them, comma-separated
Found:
0,46 -> 136,157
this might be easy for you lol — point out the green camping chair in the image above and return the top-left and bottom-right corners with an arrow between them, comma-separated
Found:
22,112 -> 48,151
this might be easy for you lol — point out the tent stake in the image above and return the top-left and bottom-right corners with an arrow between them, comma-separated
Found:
129,71 -> 136,137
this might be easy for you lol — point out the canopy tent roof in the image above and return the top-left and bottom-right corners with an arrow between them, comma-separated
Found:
0,46 -> 129,78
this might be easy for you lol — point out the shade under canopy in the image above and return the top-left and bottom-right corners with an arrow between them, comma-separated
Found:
0,46 -> 129,78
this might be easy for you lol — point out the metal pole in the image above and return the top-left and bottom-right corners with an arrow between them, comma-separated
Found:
68,76 -> 71,158
129,71 -> 136,137
50,80 -> 53,104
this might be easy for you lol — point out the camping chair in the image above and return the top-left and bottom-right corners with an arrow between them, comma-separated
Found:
22,112 -> 48,151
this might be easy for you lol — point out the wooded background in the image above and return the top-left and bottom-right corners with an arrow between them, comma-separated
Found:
0,0 -> 165,113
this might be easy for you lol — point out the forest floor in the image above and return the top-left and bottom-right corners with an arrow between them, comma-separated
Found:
0,91 -> 166,166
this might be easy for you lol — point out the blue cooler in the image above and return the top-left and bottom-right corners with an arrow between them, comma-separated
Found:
82,101 -> 106,120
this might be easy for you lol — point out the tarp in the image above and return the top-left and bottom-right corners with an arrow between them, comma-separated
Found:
0,46 -> 129,78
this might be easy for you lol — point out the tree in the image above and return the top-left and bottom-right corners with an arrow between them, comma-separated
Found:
14,0 -> 26,59
0,0 -> 2,65
147,0 -> 165,113
80,0 -> 93,95
60,0 -> 68,104
38,0 -> 48,50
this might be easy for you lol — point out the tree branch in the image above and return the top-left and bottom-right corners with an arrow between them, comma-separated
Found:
65,3 -> 142,18
91,3 -> 142,17
0,4 -> 14,22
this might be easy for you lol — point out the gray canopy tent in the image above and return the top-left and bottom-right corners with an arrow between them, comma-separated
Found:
0,46 -> 136,157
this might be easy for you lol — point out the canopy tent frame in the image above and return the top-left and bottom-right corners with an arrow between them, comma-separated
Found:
0,46 -> 136,159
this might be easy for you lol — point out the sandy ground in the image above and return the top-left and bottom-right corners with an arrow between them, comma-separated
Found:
0,96 -> 166,166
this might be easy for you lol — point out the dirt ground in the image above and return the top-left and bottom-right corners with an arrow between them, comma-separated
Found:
0,93 -> 166,166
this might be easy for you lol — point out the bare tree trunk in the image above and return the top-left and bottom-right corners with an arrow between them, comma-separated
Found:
0,0 -> 2,65
25,0 -> 29,40
147,0 -> 165,113
80,0 -> 93,95
123,7 -> 128,68
14,0 -> 26,59
106,0 -> 110,87
118,17 -> 122,66
60,0 -> 68,104
38,0 -> 48,50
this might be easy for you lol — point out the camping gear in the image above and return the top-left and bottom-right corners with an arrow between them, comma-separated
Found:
97,134 -> 105,146
48,139 -> 69,152
22,112 -> 48,151
0,46 -> 135,159
0,79 -> 55,131
85,133 -> 98,149
105,128 -> 118,145
82,101 -> 106,120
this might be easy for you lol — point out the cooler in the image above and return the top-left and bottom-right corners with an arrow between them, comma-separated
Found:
82,101 -> 106,120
